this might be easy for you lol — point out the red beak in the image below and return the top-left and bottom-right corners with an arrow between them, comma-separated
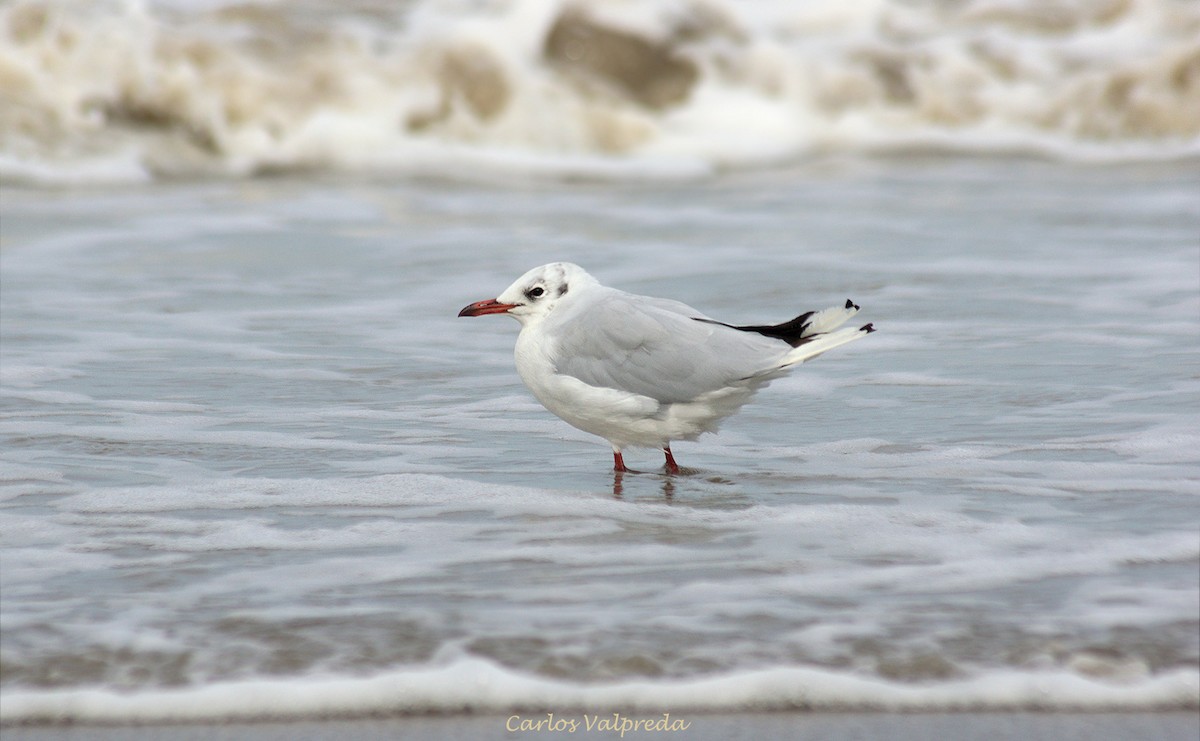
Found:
458,298 -> 518,317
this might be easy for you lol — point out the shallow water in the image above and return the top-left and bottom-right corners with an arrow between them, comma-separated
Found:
1,156 -> 1199,722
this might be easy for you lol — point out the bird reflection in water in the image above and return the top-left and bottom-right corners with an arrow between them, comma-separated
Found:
611,469 -> 676,499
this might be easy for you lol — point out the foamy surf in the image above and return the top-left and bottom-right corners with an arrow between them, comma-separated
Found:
1,0 -> 1198,184
2,657 -> 1196,725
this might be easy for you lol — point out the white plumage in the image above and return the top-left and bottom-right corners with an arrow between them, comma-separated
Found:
459,262 -> 874,473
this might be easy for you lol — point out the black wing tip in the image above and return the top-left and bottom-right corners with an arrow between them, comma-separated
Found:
845,299 -> 860,311
860,323 -> 876,333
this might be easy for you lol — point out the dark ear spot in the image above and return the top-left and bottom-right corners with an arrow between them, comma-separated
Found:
557,283 -> 569,297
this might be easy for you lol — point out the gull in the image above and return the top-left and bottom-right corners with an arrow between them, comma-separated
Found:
458,262 -> 874,474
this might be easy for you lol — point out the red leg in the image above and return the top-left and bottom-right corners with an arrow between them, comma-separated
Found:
663,445 -> 680,475
612,449 -> 628,473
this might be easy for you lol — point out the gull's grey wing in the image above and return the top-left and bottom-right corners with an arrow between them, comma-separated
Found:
549,290 -> 788,404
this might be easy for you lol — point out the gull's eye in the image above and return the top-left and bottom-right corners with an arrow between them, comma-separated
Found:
526,286 -> 546,299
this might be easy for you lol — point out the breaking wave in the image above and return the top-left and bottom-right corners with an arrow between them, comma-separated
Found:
1,0 -> 1198,183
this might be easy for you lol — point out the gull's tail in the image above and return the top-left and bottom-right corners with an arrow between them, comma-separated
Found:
702,298 -> 875,371
780,299 -> 875,366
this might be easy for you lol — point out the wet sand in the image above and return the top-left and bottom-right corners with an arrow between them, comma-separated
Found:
4,712 -> 1199,741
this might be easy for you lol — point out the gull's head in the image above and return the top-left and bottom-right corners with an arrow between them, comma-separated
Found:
458,262 -> 596,326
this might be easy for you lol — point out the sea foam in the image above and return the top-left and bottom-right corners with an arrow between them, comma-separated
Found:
2,657 -> 1196,724
1,0 -> 1198,184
